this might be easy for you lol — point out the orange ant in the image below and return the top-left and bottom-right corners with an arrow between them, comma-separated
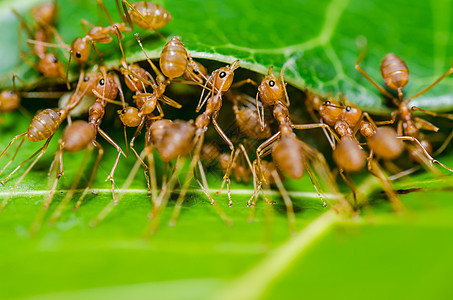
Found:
252,67 -> 341,210
116,0 -> 171,39
355,52 -> 453,170
0,71 -> 92,211
319,98 -> 403,211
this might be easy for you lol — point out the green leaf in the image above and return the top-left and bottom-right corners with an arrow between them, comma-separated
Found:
1,0 -> 453,299
2,0 -> 453,112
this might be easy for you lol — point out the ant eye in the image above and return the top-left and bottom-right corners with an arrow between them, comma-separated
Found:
75,52 -> 82,58
345,106 -> 351,112
269,80 -> 275,87
324,101 -> 331,105
219,71 -> 226,78
193,69 -> 200,75
9,90 -> 14,95
52,56 -> 58,63
122,109 -> 126,114
99,79 -> 105,85
84,76 -> 89,82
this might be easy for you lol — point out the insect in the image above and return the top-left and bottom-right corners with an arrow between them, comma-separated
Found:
0,71 -> 90,211
116,0 -> 171,39
355,52 -> 453,171
12,1 -> 58,58
253,67 -> 341,205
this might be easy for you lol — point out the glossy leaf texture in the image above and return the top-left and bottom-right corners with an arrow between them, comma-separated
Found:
1,0 -> 453,113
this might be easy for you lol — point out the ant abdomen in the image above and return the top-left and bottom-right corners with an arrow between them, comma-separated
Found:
128,1 -> 172,30
236,108 -> 271,139
380,53 -> 409,90
148,119 -> 173,145
272,135 -> 305,179
62,121 -> 96,152
0,90 -> 20,113
333,136 -> 365,173
160,36 -> 188,79
156,121 -> 195,162
27,109 -> 61,142
367,127 -> 404,160
31,2 -> 56,26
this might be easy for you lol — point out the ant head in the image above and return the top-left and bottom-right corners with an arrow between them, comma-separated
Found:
0,90 -> 20,112
258,66 -> 285,106
71,37 -> 90,63
341,103 -> 361,128
79,71 -> 97,97
319,98 -> 342,126
93,73 -> 119,100
118,106 -> 141,127
212,60 -> 239,93
184,60 -> 207,84
31,2 -> 56,27
37,53 -> 64,78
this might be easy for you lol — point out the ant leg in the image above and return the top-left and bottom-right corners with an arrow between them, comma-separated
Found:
305,164 -> 327,207
134,33 -> 165,79
411,106 -> 453,121
256,132 -> 281,179
397,136 -> 453,172
231,78 -> 258,89
375,111 -> 398,126
1,137 -> 52,185
0,132 -> 27,176
168,135 -> 205,226
413,117 -> 439,132
433,130 -> 453,157
48,147 -> 92,224
98,128 -> 125,205
271,170 -> 296,234
29,143 -> 65,235
407,66 -> 453,102
0,138 -> 51,211
355,55 -> 397,102
97,0 -> 114,25
212,118 -> 234,206
195,160 -> 232,225
80,19 -> 96,35
74,141 -> 104,210
338,169 -> 358,211
292,123 -> 339,149
43,141 -> 65,209
146,147 -> 158,201
367,156 -> 404,212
